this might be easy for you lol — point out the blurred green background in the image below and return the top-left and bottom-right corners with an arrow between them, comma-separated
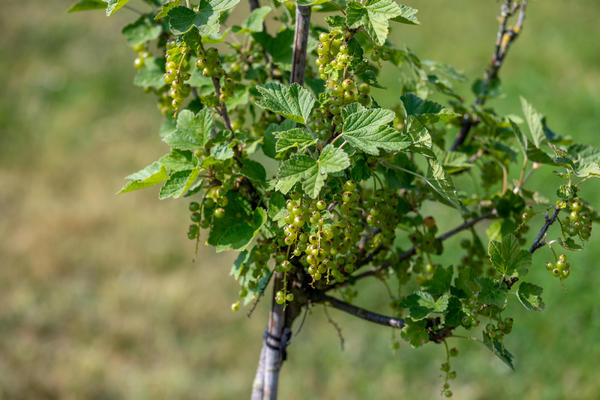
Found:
1,0 -> 599,399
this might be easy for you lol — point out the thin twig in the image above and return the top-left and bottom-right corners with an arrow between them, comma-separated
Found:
323,305 -> 345,350
529,206 -> 560,253
317,294 -> 405,329
198,40 -> 233,130
451,0 -> 528,150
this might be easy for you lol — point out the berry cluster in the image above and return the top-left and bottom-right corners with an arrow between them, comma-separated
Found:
545,253 -> 570,280
369,46 -> 392,62
484,317 -> 514,341
132,43 -> 151,69
273,181 -> 401,286
439,346 -> 459,398
163,41 -> 191,110
196,47 -> 238,105
196,47 -> 223,78
563,197 -> 593,240
187,200 -> 202,240
460,296 -> 482,329
316,30 -> 349,80
316,29 -> 371,108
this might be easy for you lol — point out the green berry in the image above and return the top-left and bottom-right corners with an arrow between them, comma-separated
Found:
190,212 -> 202,223
214,207 -> 226,219
343,180 -> 356,192
134,57 -> 145,69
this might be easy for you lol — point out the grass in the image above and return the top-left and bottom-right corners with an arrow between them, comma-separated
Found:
1,0 -> 599,398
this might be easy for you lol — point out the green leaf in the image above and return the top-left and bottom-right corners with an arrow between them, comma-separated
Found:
168,6 -> 211,35
433,147 -> 472,174
277,154 -> 315,191
159,167 -> 201,199
401,93 -> 459,123
105,0 -> 131,16
521,97 -> 546,148
210,0 -> 240,12
390,4 -> 419,25
230,249 -> 273,305
255,82 -> 316,124
483,334 -> 515,370
308,144 -> 350,197
526,145 -> 557,165
166,0 -> 238,35
210,142 -> 234,160
240,159 -> 267,184
476,277 -> 507,308
119,161 -> 168,194
510,120 -> 528,156
346,0 -> 407,45
559,237 -> 583,251
251,29 -> 294,68
488,233 -> 531,276
233,6 -> 271,33
159,118 -> 177,138
343,108 -> 396,137
422,266 -> 452,297
267,192 -> 286,220
425,158 -> 463,210
67,0 -> 105,13
274,128 -> 315,153
155,0 -> 181,20
133,57 -> 165,89
400,292 -> 449,321
163,109 -> 213,150
486,219 -> 515,242
342,108 -> 408,155
517,282 -> 545,311
567,144 -> 600,178
208,192 -> 267,251
444,296 -> 465,327
401,318 -> 429,348
276,144 -> 349,198
263,120 -> 296,159
407,123 -> 434,158
122,17 -> 162,46
325,15 -> 346,27
159,149 -> 197,171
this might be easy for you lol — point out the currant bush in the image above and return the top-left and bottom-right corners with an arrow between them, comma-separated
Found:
73,0 -> 600,397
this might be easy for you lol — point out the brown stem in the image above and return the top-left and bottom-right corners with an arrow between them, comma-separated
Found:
290,6 -> 311,85
316,293 -> 405,329
529,206 -> 560,253
451,0 -> 528,151
252,6 -> 312,400
250,344 -> 266,400
212,76 -> 232,130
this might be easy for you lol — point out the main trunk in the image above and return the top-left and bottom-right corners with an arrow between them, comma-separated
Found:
250,6 -> 311,398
